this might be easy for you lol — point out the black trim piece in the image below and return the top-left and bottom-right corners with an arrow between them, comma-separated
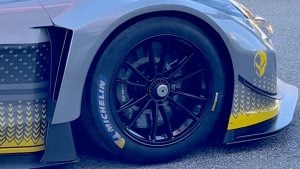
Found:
47,27 -> 73,100
41,122 -> 78,163
0,152 -> 74,169
40,28 -> 77,165
238,76 -> 282,99
224,116 -> 282,144
46,98 -> 57,121
0,153 -> 43,169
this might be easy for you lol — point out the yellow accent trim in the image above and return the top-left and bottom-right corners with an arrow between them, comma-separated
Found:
228,102 -> 280,130
0,145 -> 44,154
0,140 -> 44,147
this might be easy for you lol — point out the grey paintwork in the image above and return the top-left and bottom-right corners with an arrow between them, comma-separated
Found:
0,0 -> 51,44
0,0 -> 290,125
39,0 -> 275,124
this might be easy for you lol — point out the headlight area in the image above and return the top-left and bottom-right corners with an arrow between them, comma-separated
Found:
229,0 -> 274,49
229,0 -> 255,19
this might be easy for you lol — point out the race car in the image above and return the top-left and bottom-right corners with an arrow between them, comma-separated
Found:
0,0 -> 298,168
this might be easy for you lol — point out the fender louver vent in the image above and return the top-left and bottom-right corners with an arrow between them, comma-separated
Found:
47,27 -> 73,101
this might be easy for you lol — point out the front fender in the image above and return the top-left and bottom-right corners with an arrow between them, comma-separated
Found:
42,0 -> 273,124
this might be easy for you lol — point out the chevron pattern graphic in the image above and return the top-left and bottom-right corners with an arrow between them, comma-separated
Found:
253,74 -> 277,94
0,42 -> 50,153
0,99 -> 47,151
227,81 -> 279,130
232,84 -> 276,119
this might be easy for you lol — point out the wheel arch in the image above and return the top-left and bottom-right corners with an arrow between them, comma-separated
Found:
51,4 -> 234,129
85,11 -> 234,138
89,11 -> 234,77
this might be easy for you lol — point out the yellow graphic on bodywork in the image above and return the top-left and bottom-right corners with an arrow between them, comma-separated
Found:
0,100 -> 47,154
228,101 -> 279,130
254,51 -> 267,77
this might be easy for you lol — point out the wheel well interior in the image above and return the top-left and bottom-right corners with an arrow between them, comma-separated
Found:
87,11 -> 234,142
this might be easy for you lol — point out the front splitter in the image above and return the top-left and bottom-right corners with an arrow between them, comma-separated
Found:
224,79 -> 298,144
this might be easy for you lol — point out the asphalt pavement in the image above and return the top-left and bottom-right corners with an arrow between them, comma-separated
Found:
49,0 -> 300,168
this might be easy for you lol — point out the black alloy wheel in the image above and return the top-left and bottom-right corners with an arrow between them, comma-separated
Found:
113,35 -> 210,146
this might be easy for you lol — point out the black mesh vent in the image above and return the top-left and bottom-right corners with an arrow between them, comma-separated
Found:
0,42 -> 50,84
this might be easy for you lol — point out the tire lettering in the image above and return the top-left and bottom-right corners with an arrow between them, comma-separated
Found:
100,113 -> 107,120
99,104 -> 106,113
211,92 -> 219,112
105,123 -> 114,132
99,80 -> 105,91
98,99 -> 104,106
97,76 -> 126,149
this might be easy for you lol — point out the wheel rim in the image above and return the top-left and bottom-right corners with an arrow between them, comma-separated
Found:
112,35 -> 212,146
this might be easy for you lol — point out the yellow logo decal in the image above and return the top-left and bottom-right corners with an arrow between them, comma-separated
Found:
114,138 -> 126,149
254,51 -> 267,77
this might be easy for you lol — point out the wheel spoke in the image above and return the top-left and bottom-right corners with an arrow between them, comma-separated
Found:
113,35 -> 211,145
168,98 -> 197,120
144,42 -> 157,77
118,93 -> 148,112
159,106 -> 173,138
150,101 -> 158,141
172,68 -> 205,82
157,40 -> 169,73
125,62 -> 149,82
116,79 -> 146,88
165,52 -> 194,78
171,89 -> 207,101
127,99 -> 152,128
